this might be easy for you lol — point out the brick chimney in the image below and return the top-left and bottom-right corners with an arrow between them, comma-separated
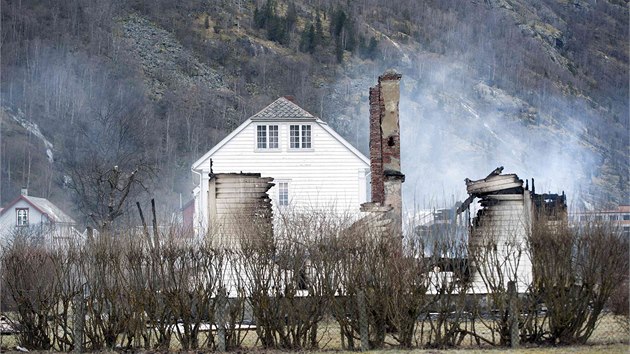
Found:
369,86 -> 385,204
366,70 -> 405,239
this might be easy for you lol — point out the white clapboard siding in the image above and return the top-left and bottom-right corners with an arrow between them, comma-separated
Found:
470,193 -> 533,293
208,122 -> 366,209
192,98 -> 370,233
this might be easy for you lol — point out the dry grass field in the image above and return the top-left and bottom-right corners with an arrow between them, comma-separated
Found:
0,314 -> 626,352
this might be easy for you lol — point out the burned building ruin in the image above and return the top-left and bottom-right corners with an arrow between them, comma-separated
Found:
206,168 -> 274,247
458,167 -> 567,293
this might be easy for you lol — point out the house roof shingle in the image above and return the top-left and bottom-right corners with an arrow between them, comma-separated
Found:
26,196 -> 76,224
251,97 -> 315,121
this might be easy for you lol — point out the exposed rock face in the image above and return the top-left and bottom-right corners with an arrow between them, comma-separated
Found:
120,14 -> 225,99
1,0 -> 626,212
3,107 -> 54,163
473,83 -> 537,122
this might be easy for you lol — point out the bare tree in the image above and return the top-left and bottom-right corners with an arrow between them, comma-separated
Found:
67,164 -> 152,232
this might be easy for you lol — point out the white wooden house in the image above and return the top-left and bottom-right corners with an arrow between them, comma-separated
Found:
191,97 -> 370,234
0,189 -> 79,246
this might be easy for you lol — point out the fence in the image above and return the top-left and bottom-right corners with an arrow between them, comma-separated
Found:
0,216 -> 627,351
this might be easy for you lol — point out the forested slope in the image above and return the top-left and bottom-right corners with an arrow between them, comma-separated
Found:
1,0 -> 627,225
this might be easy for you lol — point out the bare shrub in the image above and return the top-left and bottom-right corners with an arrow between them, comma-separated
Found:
525,218 -> 629,344
384,234 -> 432,348
277,211 -> 349,349
331,224 -> 393,350
420,235 -> 473,348
2,236 -> 57,350
220,249 -> 250,350
334,212 -> 473,350
608,277 -> 629,334
47,243 -> 84,351
159,228 -> 223,350
124,239 -> 167,349
239,209 -> 344,349
2,222 -> 248,351
80,234 -> 135,350
470,229 -> 530,346
3,207 -> 627,351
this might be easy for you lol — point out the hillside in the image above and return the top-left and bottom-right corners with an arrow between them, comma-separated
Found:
0,0 -> 627,225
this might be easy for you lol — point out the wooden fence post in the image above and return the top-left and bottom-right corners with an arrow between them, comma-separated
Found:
357,290 -> 369,351
508,281 -> 520,348
73,286 -> 85,352
216,288 -> 227,352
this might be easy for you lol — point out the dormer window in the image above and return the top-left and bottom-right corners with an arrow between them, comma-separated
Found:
290,125 -> 311,149
257,125 -> 279,149
16,208 -> 29,226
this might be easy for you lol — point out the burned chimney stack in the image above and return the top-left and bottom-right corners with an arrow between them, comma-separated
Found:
364,69 -> 405,240
369,70 -> 405,204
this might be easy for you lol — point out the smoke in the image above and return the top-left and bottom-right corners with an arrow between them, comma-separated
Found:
326,0 -> 628,211
330,54 -> 602,212
396,57 -> 599,211
0,42 -> 158,219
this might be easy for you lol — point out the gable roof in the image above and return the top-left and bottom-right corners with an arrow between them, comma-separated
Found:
251,97 -> 316,121
192,97 -> 369,171
0,195 -> 76,224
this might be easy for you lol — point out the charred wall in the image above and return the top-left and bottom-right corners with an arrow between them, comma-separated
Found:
207,172 -> 274,247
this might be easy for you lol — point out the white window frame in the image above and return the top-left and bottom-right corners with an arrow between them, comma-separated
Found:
256,124 -> 280,150
289,124 -> 312,150
16,208 -> 29,226
277,181 -> 290,207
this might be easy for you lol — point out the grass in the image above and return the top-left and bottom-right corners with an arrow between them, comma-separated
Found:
336,343 -> 630,354
0,314 -> 626,352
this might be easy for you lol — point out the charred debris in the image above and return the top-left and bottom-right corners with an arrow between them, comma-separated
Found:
458,166 -> 567,226
411,167 -> 568,287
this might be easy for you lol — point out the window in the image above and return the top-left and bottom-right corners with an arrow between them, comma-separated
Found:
290,125 -> 299,148
16,208 -> 29,226
257,125 -> 279,149
623,214 -> 630,221
278,182 -> 289,206
269,125 -> 279,148
302,125 -> 311,148
609,215 -> 618,221
289,125 -> 311,149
